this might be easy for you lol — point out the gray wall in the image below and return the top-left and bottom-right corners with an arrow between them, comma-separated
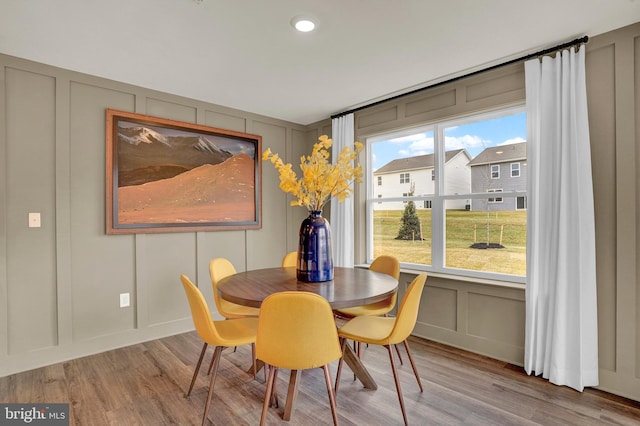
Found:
0,53 -> 310,376
343,23 -> 640,402
2,21 -> 640,404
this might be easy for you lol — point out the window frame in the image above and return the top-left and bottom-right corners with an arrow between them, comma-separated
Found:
511,162 -> 520,177
491,164 -> 500,179
488,188 -> 504,203
364,105 -> 527,284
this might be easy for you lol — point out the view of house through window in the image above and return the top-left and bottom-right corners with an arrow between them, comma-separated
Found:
367,107 -> 527,280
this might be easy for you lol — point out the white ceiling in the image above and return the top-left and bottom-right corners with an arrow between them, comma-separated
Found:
1,0 -> 640,125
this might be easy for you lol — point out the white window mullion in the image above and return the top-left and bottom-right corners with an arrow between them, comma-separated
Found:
431,124 -> 445,270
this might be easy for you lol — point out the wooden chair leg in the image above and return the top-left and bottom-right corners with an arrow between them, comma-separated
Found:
394,343 -> 404,365
201,346 -> 223,426
271,367 -> 279,408
335,338 -> 348,394
386,345 -> 408,426
251,343 -> 257,380
261,366 -> 277,426
206,346 -> 230,375
186,342 -> 208,397
323,365 -> 339,426
403,340 -> 423,392
283,370 -> 300,421
354,341 -> 360,381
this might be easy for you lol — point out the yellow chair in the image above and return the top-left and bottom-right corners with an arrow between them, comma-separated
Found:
209,258 -> 260,319
281,251 -> 297,267
179,275 -> 258,426
335,273 -> 427,426
334,255 -> 401,317
256,291 -> 342,425
334,255 -> 402,364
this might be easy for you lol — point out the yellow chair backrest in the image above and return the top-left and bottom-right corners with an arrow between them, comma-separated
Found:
256,291 -> 342,370
180,274 -> 222,344
209,258 -> 237,312
387,273 -> 427,344
369,255 -> 401,280
370,255 -> 401,307
281,251 -> 297,268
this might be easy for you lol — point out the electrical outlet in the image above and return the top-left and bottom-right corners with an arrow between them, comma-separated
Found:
119,293 -> 130,308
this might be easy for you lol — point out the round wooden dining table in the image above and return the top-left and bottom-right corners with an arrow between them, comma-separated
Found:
217,265 -> 398,401
217,266 -> 398,310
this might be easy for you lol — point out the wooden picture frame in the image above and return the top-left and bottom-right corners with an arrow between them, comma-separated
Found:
106,109 -> 262,234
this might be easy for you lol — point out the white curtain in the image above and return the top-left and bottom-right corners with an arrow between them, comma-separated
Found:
330,113 -> 355,267
524,46 -> 599,391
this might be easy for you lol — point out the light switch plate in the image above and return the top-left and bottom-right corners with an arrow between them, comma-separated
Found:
28,212 -> 41,228
120,293 -> 130,308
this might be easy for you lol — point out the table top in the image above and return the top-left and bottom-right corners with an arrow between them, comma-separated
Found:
217,266 -> 398,309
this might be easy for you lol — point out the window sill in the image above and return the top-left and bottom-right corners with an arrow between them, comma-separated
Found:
355,264 -> 525,290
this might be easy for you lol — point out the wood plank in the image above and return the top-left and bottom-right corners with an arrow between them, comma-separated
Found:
1,332 -> 639,425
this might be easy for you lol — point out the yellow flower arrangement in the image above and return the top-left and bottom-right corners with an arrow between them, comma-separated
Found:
263,135 -> 364,212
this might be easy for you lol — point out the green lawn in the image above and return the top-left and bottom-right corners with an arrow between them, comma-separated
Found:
372,209 -> 526,276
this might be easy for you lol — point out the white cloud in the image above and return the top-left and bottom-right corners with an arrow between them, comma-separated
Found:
388,132 -> 434,156
498,137 -> 526,146
408,136 -> 434,153
444,134 -> 490,150
389,132 -> 429,144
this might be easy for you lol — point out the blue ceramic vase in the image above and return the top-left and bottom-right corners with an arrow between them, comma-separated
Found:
297,210 -> 334,282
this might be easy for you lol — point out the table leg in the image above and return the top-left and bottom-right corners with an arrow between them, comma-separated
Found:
248,359 -> 266,379
342,341 -> 378,390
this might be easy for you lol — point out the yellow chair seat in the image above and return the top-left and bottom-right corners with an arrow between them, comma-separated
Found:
335,298 -> 396,318
334,255 -> 400,318
213,316 -> 259,346
337,315 -> 396,344
218,298 -> 260,319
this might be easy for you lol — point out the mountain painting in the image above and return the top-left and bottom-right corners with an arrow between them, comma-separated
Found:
106,109 -> 261,234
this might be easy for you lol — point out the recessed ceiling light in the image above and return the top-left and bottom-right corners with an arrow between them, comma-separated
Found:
291,16 -> 317,32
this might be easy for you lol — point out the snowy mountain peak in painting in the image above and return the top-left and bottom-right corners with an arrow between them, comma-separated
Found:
118,126 -> 171,146
194,135 -> 230,156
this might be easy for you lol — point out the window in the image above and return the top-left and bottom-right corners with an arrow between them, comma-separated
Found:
377,176 -> 382,186
511,162 -> 520,177
366,107 -> 526,281
488,189 -> 503,203
491,165 -> 500,179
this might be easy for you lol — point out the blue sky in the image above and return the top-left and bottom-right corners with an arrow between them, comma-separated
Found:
372,111 -> 526,171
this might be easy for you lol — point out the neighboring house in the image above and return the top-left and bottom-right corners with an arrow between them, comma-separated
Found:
468,142 -> 527,211
373,149 -> 472,210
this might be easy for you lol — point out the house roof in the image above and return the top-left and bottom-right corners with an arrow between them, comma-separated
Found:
467,142 -> 527,166
374,149 -> 469,175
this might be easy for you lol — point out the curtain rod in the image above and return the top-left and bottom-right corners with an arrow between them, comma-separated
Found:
331,35 -> 589,120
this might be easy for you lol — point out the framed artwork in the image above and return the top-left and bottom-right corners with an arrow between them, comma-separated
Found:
105,109 -> 262,234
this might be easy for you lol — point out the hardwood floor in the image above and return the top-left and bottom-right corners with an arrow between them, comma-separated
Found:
2,332 -> 639,425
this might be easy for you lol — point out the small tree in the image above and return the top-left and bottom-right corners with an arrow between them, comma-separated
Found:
396,183 -> 422,240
